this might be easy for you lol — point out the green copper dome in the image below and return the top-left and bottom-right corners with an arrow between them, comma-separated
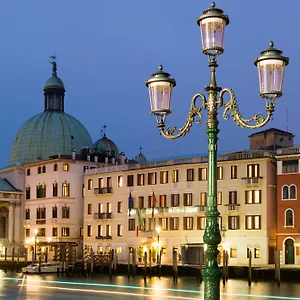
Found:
8,59 -> 92,166
93,134 -> 120,158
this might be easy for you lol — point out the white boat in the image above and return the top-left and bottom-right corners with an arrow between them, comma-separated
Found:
22,262 -> 63,274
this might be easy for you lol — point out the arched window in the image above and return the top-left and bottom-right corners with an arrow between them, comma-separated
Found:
282,186 -> 289,199
285,209 -> 294,227
62,182 -> 70,197
290,185 -> 297,199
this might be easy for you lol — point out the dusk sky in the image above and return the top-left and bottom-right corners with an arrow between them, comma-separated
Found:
0,1 -> 298,167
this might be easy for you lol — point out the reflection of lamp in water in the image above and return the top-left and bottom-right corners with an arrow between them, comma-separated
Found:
156,226 -> 161,277
33,228 -> 39,262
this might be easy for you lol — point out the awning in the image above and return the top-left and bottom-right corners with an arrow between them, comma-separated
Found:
139,237 -> 156,246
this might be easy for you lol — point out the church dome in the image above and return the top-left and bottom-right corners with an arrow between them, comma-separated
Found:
135,151 -> 147,163
93,134 -> 120,159
8,59 -> 92,166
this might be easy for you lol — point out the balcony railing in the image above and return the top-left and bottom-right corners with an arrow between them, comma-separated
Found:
95,235 -> 112,240
94,187 -> 113,195
195,205 -> 206,212
94,212 -> 112,219
156,207 -> 169,213
241,177 -> 262,185
226,204 -> 240,211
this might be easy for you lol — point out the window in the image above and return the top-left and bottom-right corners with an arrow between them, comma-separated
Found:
230,245 -> 237,258
52,227 -> 58,237
217,166 -> 223,180
198,168 -> 207,181
231,165 -> 238,179
42,166 -> 46,173
26,187 -> 31,200
170,217 -> 179,230
127,175 -> 134,187
229,191 -> 237,204
117,224 -> 123,236
171,194 -> 179,207
282,185 -> 297,200
62,182 -> 70,197
88,179 -> 93,190
62,206 -> 70,218
118,176 -> 123,187
25,209 -> 30,220
245,190 -> 261,204
25,229 -> 30,238
97,225 -> 103,237
148,195 -> 157,208
158,217 -> 168,230
245,215 -> 261,230
98,178 -> 104,189
98,203 -> 103,213
106,225 -> 112,237
197,216 -> 206,230
159,195 -> 167,208
200,192 -> 207,206
148,172 -> 156,185
186,169 -> 194,181
172,169 -> 179,183
62,227 -> 70,237
183,193 -> 193,206
247,164 -> 260,177
52,206 -> 57,218
285,209 -> 294,227
117,202 -> 122,213
36,184 -> 46,198
54,164 -> 58,171
63,164 -> 69,171
26,169 -> 30,176
254,246 -> 260,259
37,228 -> 46,237
137,174 -> 144,186
282,160 -> 299,173
87,204 -> 92,215
138,196 -> 144,209
106,177 -> 112,188
87,225 -> 92,237
160,171 -> 168,184
53,183 -> 58,197
38,166 -> 41,174
228,216 -> 240,230
36,207 -> 46,219
107,203 -> 112,213
183,217 -> 193,230
217,191 -> 222,205
128,219 -> 135,231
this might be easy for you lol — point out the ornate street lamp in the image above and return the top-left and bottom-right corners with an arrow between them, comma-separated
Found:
146,2 -> 288,300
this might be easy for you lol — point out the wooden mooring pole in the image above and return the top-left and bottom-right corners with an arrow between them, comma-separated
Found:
172,249 -> 178,283
248,250 -> 252,287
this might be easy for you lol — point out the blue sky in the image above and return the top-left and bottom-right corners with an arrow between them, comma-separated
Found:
0,1 -> 298,167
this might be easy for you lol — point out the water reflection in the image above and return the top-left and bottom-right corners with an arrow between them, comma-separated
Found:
0,272 -> 300,299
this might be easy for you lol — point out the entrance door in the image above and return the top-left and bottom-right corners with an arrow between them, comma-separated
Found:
285,238 -> 295,264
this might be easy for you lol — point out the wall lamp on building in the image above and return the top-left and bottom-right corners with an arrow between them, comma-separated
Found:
146,2 -> 288,299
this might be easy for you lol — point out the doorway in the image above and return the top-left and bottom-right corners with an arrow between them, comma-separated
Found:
285,238 -> 295,264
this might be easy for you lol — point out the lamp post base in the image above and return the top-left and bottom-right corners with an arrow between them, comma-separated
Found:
202,267 -> 222,300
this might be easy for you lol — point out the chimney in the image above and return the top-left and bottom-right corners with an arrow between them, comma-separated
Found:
94,156 -> 98,163
87,155 -> 90,161
120,152 -> 126,165
112,157 -> 115,164
58,152 -> 61,158
105,157 -> 108,164
72,148 -> 76,160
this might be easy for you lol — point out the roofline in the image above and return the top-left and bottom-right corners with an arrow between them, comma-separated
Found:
249,128 -> 294,137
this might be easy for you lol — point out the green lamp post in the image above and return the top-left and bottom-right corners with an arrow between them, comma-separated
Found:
146,2 -> 289,300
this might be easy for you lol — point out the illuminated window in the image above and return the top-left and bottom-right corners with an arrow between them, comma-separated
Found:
245,190 -> 261,204
106,225 -> 111,237
97,246 -> 103,254
183,217 -> 193,230
117,224 -> 123,236
183,193 -> 193,206
198,168 -> 207,181
217,166 -> 223,180
230,245 -> 237,258
245,215 -> 261,230
137,174 -> 144,186
172,169 -> 179,183
247,164 -> 260,177
116,246 -> 122,254
200,192 -> 207,206
217,191 -> 222,205
186,169 -> 194,181
160,171 -> 168,184
107,177 -> 112,188
228,216 -> 239,230
197,216 -> 206,230
231,165 -> 238,179
97,225 -> 103,237
118,176 -> 123,187
159,195 -> 167,207
159,217 -> 168,230
170,217 -> 179,230
62,182 -> 70,197
63,164 -> 69,171
61,227 -> 70,237
87,204 -> 92,215
254,246 -> 260,258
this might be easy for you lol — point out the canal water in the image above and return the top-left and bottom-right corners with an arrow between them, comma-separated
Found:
0,271 -> 299,299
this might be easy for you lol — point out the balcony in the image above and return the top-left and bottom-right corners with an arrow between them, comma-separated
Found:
242,177 -> 262,186
156,207 -> 169,213
195,205 -> 206,212
95,235 -> 112,240
94,212 -> 112,220
226,204 -> 240,211
94,187 -> 113,195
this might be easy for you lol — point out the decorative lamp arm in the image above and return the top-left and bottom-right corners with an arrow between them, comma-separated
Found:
220,88 -> 275,129
157,93 -> 207,139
